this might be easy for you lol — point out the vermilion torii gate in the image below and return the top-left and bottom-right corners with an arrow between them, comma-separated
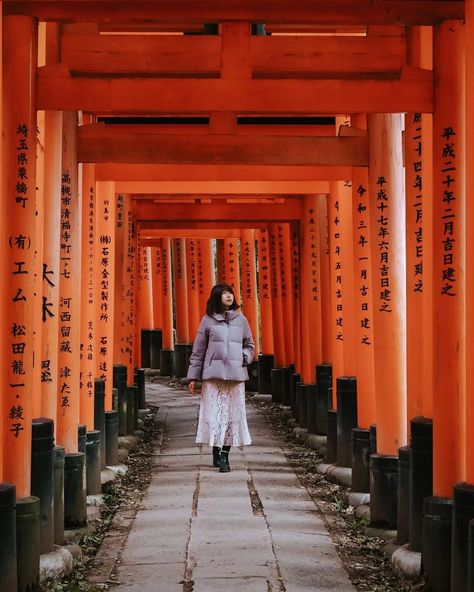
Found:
1,2 -> 474,591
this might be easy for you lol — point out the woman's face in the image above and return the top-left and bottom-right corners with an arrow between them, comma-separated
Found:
221,290 -> 234,309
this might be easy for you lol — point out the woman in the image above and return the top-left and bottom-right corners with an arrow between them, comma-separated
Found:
187,283 -> 255,473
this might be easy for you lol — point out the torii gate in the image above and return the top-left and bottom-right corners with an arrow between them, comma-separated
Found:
1,2 -> 474,592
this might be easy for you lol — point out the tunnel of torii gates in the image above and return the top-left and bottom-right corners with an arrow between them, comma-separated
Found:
1,0 -> 474,590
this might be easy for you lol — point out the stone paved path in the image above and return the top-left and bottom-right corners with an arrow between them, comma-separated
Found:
112,382 -> 356,592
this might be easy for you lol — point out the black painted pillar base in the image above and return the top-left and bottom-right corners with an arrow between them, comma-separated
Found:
451,482 -> 474,592
77,423 -> 86,454
271,368 -> 284,403
258,354 -> 274,394
94,379 -> 106,469
0,483 -> 17,592
105,411 -> 118,466
246,360 -> 259,392
16,496 -> 40,592
113,365 -> 127,436
298,384 -> 308,428
351,428 -> 370,493
422,497 -> 453,592
370,424 -> 377,454
136,368 -> 146,409
409,416 -> 433,552
326,409 -> 338,464
336,376 -> 357,468
306,384 -> 317,434
160,349 -> 175,377
185,343 -> 193,371
64,453 -> 87,529
468,519 -> 474,592
174,343 -> 188,378
290,373 -> 300,416
127,386 -> 138,435
141,329 -> 152,368
112,387 -> 118,412
281,366 -> 292,406
294,383 -> 304,422
316,363 -> 332,435
150,329 -> 162,369
369,454 -> 398,528
397,446 -> 410,545
53,446 -> 65,545
86,430 -> 102,495
31,417 -> 54,554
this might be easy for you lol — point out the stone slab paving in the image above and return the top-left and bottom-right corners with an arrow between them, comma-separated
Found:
112,382 -> 356,592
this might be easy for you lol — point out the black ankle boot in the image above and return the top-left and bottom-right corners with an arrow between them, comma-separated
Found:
212,446 -> 221,467
218,450 -> 230,473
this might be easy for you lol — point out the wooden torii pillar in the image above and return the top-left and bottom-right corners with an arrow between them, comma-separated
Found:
224,237 -> 241,301
367,112 -> 407,528
466,0 -> 474,486
41,108 -> 62,424
257,227 -> 274,393
160,237 -> 175,375
2,14 -> 38,497
57,111 -> 81,454
300,195 -> 323,384
240,229 -> 259,357
197,238 -> 215,313
172,238 -> 190,377
94,181 -> 116,410
79,163 -> 96,430
431,21 -> 468,592
186,238 -> 201,342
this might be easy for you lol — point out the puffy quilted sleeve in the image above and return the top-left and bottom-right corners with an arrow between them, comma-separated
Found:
186,316 -> 208,380
242,316 -> 255,366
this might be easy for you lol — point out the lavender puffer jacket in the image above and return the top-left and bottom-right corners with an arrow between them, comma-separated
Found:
186,310 -> 255,382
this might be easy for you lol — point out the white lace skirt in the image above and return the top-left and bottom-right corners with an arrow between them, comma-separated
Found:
196,380 -> 252,447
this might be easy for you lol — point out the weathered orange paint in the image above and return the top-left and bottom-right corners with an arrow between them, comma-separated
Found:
432,21 -> 465,494
2,15 -> 37,495
172,238 -> 189,344
240,229 -> 259,356
367,113 -> 407,456
94,181 -> 116,410
79,163 -> 96,430
257,228 -> 274,356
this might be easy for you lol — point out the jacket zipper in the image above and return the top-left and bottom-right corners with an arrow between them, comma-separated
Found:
225,317 -> 229,380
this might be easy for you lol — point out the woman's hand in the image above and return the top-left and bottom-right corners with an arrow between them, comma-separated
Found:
189,380 -> 197,395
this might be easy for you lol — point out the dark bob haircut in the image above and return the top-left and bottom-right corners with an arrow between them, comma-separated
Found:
206,283 -> 240,316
